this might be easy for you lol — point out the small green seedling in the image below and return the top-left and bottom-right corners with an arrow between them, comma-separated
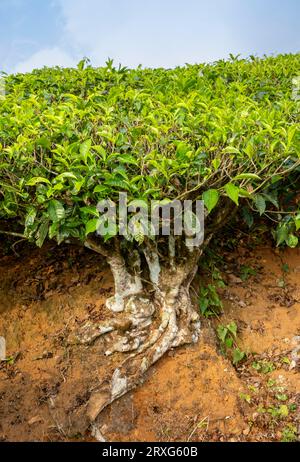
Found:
217,321 -> 246,365
281,424 -> 298,442
240,265 -> 257,281
252,359 -> 276,374
240,393 -> 251,404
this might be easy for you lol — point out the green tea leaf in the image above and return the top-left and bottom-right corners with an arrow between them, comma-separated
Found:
26,177 -> 51,186
36,220 -> 49,247
85,219 -> 100,236
202,189 -> 219,213
223,146 -> 241,154
254,194 -> 266,215
224,183 -> 239,206
48,200 -> 65,223
80,139 -> 92,162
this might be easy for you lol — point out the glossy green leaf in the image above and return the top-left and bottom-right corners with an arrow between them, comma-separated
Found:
48,200 -> 65,222
224,183 -> 240,206
254,194 -> 266,215
202,189 -> 220,213
85,219 -> 100,236
26,177 -> 51,186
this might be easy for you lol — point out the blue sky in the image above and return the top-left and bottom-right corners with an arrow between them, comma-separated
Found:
0,0 -> 299,73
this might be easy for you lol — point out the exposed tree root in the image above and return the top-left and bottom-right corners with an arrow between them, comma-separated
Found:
86,288 -> 200,427
79,240 -> 203,441
72,205 -> 234,440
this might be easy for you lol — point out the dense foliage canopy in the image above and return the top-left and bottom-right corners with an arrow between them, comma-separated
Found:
0,54 -> 299,248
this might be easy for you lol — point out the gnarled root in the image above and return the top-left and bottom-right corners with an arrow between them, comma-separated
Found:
73,295 -> 156,353
81,237 -> 202,441
86,272 -> 201,439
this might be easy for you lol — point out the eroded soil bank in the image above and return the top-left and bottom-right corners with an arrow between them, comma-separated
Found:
0,239 -> 299,442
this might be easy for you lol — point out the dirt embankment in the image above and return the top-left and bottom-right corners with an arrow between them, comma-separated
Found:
0,240 -> 299,442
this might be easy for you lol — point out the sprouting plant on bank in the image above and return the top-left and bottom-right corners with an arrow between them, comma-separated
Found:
0,54 -> 299,436
217,321 -> 246,365
198,258 -> 225,317
252,359 -> 276,374
281,424 -> 298,442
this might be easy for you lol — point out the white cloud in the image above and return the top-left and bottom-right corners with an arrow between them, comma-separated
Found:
11,0 -> 299,72
14,46 -> 77,73
55,0 -> 239,68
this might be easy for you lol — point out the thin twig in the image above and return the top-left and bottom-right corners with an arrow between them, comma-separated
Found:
187,416 -> 209,441
0,230 -> 26,239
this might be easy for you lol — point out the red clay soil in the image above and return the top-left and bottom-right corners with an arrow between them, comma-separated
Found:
0,239 -> 299,442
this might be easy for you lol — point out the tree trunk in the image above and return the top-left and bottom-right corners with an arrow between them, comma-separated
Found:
78,237 -> 203,440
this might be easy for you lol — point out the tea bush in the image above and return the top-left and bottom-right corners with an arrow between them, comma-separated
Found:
0,54 -> 299,426
0,54 -> 299,247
